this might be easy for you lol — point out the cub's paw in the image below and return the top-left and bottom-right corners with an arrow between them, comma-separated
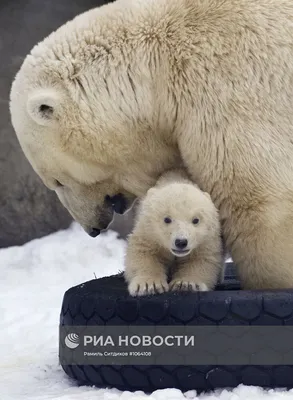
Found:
169,280 -> 209,292
128,278 -> 169,296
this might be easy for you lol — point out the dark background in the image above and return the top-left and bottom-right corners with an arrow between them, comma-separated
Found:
0,0 -> 135,248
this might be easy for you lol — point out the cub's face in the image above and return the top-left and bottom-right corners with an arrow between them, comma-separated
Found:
158,214 -> 206,257
144,184 -> 218,257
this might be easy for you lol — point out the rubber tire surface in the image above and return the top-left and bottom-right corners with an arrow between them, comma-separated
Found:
60,262 -> 293,392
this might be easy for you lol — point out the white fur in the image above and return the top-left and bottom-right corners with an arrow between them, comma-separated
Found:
9,0 -> 293,288
124,170 -> 223,296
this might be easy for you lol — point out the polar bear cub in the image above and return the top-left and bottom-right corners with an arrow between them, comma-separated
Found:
124,169 -> 223,296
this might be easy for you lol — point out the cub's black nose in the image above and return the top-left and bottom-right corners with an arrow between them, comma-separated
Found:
89,228 -> 101,237
175,238 -> 188,249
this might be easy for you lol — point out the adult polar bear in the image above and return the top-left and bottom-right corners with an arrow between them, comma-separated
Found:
9,0 -> 293,289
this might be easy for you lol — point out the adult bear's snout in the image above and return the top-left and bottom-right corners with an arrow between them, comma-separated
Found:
88,228 -> 101,237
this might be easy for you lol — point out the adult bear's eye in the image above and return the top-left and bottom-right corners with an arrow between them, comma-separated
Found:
192,217 -> 199,225
164,217 -> 172,224
55,180 -> 64,188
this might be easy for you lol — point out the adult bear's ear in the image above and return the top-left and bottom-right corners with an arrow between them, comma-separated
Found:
27,88 -> 61,126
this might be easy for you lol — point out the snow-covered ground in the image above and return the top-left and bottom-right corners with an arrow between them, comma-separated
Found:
1,222 -> 293,400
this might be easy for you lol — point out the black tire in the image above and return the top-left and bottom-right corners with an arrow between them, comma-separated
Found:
59,262 -> 293,392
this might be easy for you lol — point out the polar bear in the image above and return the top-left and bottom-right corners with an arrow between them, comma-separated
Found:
9,0 -> 293,289
124,169 -> 223,296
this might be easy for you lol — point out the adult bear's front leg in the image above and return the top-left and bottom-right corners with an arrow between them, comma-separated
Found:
227,207 -> 293,290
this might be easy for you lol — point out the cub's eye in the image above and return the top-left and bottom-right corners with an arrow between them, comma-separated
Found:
164,217 -> 172,224
192,217 -> 199,225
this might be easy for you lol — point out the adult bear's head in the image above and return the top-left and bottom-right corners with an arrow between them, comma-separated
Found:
9,1 -> 182,235
9,62 -> 142,235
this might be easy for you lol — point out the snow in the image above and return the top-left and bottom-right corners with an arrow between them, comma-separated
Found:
1,222 -> 293,400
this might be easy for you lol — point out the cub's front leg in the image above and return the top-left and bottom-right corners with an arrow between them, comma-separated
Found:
169,254 -> 222,292
124,237 -> 169,296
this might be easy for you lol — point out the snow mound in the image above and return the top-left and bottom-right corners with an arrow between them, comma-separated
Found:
0,223 -> 292,400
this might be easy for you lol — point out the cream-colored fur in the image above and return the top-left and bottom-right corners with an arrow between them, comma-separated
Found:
9,0 -> 293,289
125,169 -> 223,296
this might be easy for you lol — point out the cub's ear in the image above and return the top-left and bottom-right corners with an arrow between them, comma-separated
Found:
27,88 -> 61,126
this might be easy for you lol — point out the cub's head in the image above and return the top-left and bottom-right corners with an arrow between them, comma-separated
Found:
142,183 -> 219,257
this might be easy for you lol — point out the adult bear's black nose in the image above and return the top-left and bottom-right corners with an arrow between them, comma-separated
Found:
175,238 -> 188,249
88,228 -> 101,237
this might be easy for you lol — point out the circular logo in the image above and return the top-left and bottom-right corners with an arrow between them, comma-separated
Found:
65,333 -> 80,349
